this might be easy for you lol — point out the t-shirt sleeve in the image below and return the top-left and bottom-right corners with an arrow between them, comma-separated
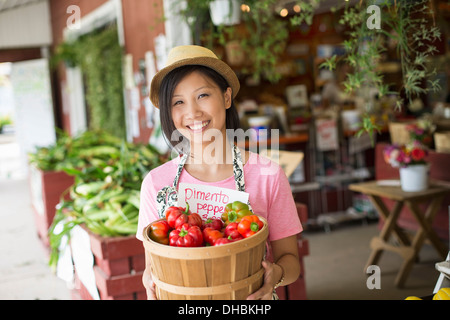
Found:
266,166 -> 303,242
136,172 -> 159,241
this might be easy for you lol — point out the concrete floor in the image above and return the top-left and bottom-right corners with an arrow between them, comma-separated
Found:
0,134 -> 445,300
0,178 -> 72,300
303,222 -> 441,300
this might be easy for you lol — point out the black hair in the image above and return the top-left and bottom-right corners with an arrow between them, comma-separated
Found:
158,65 -> 241,154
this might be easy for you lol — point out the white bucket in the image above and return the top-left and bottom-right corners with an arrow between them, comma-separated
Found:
341,110 -> 361,131
209,0 -> 241,26
399,164 -> 430,192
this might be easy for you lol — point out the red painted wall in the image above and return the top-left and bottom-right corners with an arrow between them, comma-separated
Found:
121,0 -> 165,143
0,48 -> 42,63
48,0 -> 165,142
49,0 -> 110,135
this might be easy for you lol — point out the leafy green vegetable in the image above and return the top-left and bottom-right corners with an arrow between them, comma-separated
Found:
46,130 -> 165,271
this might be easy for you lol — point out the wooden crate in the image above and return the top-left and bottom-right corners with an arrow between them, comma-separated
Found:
28,165 -> 74,246
86,226 -> 145,277
276,203 -> 309,300
72,271 -> 147,300
72,225 -> 146,300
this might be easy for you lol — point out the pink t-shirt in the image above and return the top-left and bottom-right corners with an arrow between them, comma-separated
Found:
136,151 -> 302,242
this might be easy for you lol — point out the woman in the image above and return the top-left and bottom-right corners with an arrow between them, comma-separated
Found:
136,45 -> 302,300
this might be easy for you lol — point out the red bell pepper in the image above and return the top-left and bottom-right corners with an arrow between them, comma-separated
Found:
203,227 -> 224,246
165,203 -> 202,229
237,215 -> 264,238
214,237 -> 232,246
221,201 -> 253,226
169,225 -> 203,247
224,222 -> 243,241
148,220 -> 171,245
201,218 -> 223,231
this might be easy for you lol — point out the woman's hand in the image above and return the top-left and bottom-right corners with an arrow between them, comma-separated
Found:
146,280 -> 158,300
246,260 -> 278,300
142,266 -> 158,300
247,235 -> 300,300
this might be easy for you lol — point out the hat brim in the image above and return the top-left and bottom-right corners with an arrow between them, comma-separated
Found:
150,56 -> 240,108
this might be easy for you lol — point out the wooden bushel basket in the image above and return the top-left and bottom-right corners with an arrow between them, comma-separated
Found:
142,217 -> 268,300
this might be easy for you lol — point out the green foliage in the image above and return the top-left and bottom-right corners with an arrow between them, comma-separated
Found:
320,0 -> 441,142
0,115 -> 12,131
46,131 -> 165,270
238,0 -> 289,83
289,0 -> 321,26
179,0 -> 318,83
28,129 -> 162,174
52,26 -> 126,139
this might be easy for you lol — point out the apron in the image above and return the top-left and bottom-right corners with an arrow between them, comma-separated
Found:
156,144 -> 251,219
154,145 -> 278,299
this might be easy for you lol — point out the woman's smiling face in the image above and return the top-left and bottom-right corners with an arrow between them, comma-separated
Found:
170,70 -> 232,147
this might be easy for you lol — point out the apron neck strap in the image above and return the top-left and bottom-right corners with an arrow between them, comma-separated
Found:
172,145 -> 245,192
231,145 -> 246,192
172,153 -> 188,188
157,145 -> 251,219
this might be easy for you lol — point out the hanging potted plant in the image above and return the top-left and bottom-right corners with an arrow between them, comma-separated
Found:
209,0 -> 241,26
212,0 -> 290,83
178,0 -> 320,83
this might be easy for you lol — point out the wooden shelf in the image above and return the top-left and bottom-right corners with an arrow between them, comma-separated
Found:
238,132 -> 309,149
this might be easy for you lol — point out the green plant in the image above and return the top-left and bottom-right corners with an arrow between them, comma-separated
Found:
0,115 -> 12,132
50,41 -> 79,68
29,129 -> 117,171
321,0 -> 441,140
52,25 -> 126,139
177,0 -> 319,83
47,131 -> 165,271
28,129 -> 163,174
219,0 -> 290,83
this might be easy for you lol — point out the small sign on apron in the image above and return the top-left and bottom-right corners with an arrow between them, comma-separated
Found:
156,144 -> 252,219
177,182 -> 249,220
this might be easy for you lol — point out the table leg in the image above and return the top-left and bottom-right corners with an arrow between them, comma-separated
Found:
406,196 -> 448,259
369,196 -> 410,246
365,197 -> 404,271
395,196 -> 448,287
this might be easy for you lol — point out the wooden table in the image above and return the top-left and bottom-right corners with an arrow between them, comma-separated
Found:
349,180 -> 450,287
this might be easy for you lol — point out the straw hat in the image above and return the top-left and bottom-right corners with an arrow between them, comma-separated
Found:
149,45 -> 240,108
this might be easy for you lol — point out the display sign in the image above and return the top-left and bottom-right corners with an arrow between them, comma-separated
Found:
315,118 -> 339,151
177,182 -> 249,220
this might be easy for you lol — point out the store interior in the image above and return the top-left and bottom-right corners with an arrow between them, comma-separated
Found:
166,0 -> 450,231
